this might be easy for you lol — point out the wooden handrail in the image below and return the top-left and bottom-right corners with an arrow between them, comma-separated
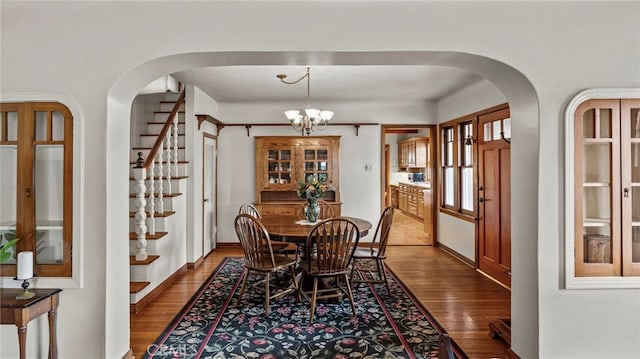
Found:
143,90 -> 185,169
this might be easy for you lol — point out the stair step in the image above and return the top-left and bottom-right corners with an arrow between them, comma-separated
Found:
130,281 -> 150,294
128,192 -> 182,198
129,160 -> 188,165
130,255 -> 160,265
129,211 -> 175,218
129,231 -> 168,240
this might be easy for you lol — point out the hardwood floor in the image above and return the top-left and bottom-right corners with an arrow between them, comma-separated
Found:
387,210 -> 431,245
130,242 -> 510,358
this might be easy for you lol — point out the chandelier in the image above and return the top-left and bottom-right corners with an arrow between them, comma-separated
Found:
277,67 -> 334,135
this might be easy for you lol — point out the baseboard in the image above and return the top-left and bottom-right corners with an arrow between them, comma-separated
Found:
506,348 -> 521,359
121,348 -> 134,359
187,256 -> 204,270
436,242 -> 475,268
130,264 -> 188,314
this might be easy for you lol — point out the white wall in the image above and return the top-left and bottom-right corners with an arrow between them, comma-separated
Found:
1,1 -> 639,359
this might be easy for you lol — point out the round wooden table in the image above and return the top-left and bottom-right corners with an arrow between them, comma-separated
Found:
260,215 -> 372,243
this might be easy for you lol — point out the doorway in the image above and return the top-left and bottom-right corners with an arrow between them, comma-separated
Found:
202,133 -> 217,255
381,125 -> 436,246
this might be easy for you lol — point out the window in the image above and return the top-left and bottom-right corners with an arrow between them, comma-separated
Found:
439,117 -> 475,219
460,122 -> 474,214
0,102 -> 73,278
566,89 -> 640,289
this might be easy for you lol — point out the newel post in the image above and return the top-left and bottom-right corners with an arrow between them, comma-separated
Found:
133,153 -> 148,261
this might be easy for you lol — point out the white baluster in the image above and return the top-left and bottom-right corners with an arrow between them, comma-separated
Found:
132,166 -> 148,261
173,116 -> 179,177
157,142 -> 164,214
148,160 -> 156,235
165,131 -> 172,196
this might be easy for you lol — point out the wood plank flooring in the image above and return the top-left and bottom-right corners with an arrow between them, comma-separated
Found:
130,215 -> 510,359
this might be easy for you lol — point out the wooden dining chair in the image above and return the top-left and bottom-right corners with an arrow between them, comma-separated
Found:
238,203 -> 292,257
234,213 -> 299,317
296,199 -> 335,221
298,217 -> 360,322
350,205 -> 395,294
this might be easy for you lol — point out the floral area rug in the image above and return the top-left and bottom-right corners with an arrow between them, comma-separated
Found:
144,257 -> 467,359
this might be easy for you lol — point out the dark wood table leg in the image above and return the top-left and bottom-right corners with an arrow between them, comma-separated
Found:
48,308 -> 58,358
17,325 -> 27,359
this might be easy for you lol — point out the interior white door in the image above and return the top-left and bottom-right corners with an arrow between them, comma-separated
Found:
203,135 -> 217,254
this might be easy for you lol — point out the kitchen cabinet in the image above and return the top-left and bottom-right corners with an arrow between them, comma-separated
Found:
254,136 -> 341,215
390,185 -> 399,208
398,137 -> 429,169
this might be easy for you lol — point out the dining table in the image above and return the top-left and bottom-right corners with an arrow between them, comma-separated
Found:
260,215 -> 373,245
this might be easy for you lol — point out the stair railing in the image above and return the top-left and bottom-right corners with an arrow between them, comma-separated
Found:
131,90 -> 185,261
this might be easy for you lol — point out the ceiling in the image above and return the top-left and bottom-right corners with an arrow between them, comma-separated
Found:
171,65 -> 483,104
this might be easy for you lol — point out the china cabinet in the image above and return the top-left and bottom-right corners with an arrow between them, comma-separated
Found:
254,136 -> 341,215
573,98 -> 640,277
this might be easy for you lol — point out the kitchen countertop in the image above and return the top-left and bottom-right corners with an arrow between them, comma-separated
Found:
393,181 -> 431,189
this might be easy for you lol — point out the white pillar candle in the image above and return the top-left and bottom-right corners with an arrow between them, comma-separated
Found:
17,251 -> 33,280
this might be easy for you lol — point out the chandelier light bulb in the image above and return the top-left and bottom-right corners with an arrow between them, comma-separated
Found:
277,67 -> 334,135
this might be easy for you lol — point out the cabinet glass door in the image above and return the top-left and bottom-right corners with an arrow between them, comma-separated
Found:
303,148 -> 329,182
622,99 -> 640,275
266,148 -> 292,185
575,100 -> 620,276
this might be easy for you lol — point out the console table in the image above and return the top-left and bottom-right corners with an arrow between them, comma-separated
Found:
0,288 -> 62,359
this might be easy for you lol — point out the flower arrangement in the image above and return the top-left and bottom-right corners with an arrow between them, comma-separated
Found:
296,175 -> 332,200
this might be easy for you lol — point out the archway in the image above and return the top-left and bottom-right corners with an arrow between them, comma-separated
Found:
107,51 -> 539,356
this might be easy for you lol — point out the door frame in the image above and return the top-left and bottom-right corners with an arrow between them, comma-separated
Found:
202,132 -> 218,255
380,124 -> 437,241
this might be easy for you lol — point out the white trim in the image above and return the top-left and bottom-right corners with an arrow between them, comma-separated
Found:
0,91 -> 84,289
564,88 -> 640,289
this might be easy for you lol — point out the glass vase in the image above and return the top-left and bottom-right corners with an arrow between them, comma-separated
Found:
305,198 -> 320,223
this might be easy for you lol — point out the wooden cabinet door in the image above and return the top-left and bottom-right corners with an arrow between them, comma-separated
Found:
620,99 -> 640,276
574,100 -> 620,277
260,144 -> 296,190
478,108 -> 512,287
415,139 -> 428,167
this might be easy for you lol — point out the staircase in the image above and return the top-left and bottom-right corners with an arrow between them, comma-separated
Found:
128,92 -> 189,313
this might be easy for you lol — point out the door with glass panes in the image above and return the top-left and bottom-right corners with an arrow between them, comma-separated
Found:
0,102 -> 73,277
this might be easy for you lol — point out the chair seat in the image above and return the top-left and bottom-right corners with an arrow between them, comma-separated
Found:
352,247 -> 378,258
299,261 -> 352,277
245,255 -> 297,272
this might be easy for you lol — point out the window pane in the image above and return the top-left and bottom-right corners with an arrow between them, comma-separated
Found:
34,145 -> 64,264
633,227 -> 640,264
52,111 -> 65,141
6,112 -> 18,141
444,168 -> 454,206
582,109 -> 596,138
493,120 -> 501,140
484,122 -> 492,141
631,108 -> 640,138
0,146 -> 17,264
461,167 -> 474,211
503,118 -> 511,139
599,109 -> 612,139
35,111 -> 48,141
446,141 -> 453,166
583,144 -> 610,183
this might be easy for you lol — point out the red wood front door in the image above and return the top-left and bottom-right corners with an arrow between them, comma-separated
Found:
478,108 -> 512,288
